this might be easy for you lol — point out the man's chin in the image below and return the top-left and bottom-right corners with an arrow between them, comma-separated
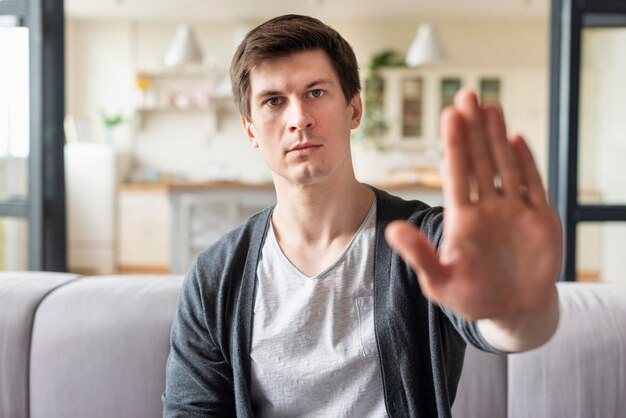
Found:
277,167 -> 332,187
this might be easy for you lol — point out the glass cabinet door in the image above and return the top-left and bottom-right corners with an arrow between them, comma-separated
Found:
440,78 -> 462,110
479,78 -> 501,104
401,77 -> 423,138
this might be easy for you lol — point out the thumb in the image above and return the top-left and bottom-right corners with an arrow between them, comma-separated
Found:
385,221 -> 447,298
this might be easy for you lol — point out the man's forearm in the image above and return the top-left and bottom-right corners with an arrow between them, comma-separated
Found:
477,285 -> 560,353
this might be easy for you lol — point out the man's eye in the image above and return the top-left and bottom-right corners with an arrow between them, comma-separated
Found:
309,89 -> 324,98
265,98 -> 282,107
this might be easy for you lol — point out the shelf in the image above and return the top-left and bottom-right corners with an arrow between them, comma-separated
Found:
134,68 -> 235,131
137,107 -> 215,113
136,70 -> 214,79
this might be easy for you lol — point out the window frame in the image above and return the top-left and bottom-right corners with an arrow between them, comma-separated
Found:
549,0 -> 626,281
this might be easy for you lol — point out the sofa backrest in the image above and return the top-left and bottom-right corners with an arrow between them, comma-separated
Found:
0,272 -> 80,418
453,282 -> 626,418
453,345 -> 508,418
28,275 -> 182,418
2,274 -> 625,418
507,282 -> 626,418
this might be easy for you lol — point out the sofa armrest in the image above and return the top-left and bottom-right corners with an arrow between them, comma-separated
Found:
29,275 -> 182,418
0,272 -> 79,418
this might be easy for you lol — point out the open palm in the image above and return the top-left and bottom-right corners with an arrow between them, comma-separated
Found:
385,89 -> 562,323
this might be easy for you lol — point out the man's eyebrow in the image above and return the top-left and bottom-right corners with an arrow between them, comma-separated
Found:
305,78 -> 333,89
254,79 -> 334,101
255,89 -> 282,101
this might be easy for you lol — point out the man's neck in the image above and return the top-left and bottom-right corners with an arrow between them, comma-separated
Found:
272,174 -> 374,245
270,173 -> 375,277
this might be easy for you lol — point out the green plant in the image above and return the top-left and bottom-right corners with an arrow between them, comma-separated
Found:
361,49 -> 405,143
99,110 -> 124,128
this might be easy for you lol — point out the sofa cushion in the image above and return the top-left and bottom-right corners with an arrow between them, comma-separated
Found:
508,282 -> 626,418
0,272 -> 79,418
29,275 -> 183,418
452,345 -> 508,418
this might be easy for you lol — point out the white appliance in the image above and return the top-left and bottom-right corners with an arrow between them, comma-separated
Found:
65,142 -> 116,274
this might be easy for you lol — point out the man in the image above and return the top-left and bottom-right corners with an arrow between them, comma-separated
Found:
163,14 -> 562,417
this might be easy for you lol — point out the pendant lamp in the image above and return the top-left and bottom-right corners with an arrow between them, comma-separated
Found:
405,24 -> 446,67
164,24 -> 203,68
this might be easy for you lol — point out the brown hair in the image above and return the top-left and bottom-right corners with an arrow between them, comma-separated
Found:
229,14 -> 361,121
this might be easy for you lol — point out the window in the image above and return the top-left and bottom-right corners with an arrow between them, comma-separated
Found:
0,24 -> 29,204
549,0 -> 626,281
0,0 -> 66,271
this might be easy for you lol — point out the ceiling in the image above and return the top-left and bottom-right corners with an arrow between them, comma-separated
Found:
65,0 -> 550,21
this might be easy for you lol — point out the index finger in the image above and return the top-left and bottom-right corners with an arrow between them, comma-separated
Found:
440,107 -> 471,207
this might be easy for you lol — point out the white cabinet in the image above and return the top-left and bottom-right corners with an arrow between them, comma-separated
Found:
167,183 -> 443,274
365,66 -> 548,181
374,67 -> 505,148
369,66 -> 545,147
117,186 -> 171,272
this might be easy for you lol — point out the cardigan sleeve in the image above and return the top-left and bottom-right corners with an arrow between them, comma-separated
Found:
162,260 -> 237,417
412,205 -> 506,355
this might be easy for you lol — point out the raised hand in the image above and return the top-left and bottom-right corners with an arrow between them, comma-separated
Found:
385,89 -> 562,350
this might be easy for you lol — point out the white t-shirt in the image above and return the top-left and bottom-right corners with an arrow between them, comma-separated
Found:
250,202 -> 387,417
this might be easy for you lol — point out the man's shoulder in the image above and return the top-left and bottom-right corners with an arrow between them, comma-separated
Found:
374,186 -> 443,224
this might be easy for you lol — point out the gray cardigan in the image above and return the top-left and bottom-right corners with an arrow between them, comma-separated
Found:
163,187 -> 498,417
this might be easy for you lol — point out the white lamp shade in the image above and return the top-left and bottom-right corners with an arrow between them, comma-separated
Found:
406,24 -> 446,67
164,24 -> 203,68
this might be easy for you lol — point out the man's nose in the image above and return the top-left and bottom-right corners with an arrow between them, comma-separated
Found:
287,102 -> 314,132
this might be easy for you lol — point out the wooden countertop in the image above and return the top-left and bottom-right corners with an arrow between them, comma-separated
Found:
118,180 -> 274,192
118,180 -> 441,192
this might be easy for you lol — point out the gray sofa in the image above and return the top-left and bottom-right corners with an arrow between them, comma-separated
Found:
1,272 -> 625,418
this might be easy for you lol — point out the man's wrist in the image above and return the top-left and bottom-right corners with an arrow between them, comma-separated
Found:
477,285 -> 560,353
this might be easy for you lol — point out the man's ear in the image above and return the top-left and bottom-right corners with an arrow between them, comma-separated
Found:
241,115 -> 259,148
349,94 -> 363,129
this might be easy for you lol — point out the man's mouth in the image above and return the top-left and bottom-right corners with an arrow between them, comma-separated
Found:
286,143 -> 322,155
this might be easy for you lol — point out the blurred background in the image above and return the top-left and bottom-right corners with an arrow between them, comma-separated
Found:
1,0 -> 625,282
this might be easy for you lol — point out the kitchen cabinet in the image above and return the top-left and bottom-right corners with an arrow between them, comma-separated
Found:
117,184 -> 171,273
365,66 -> 548,182
369,66 -> 540,149
167,182 -> 443,274
168,182 -> 276,274
116,181 -> 443,274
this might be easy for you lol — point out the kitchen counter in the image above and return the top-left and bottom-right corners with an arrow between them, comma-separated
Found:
117,180 -> 443,274
118,179 -> 441,192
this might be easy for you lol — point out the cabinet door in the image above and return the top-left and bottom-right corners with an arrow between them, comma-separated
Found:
479,77 -> 502,104
440,77 -> 463,110
401,77 -> 425,139
379,68 -> 430,147
117,188 -> 171,271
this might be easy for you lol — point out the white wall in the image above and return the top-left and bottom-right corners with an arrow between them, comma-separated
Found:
65,16 -> 549,183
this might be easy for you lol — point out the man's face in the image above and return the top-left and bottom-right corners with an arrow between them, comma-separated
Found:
243,49 -> 362,186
